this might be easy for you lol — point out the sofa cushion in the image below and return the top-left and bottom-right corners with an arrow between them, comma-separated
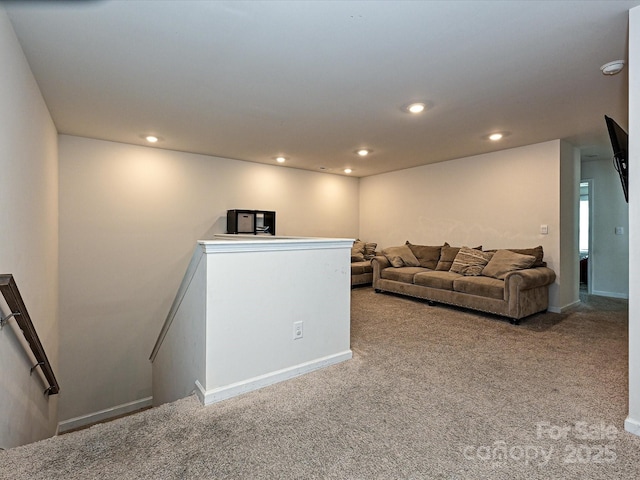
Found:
364,242 -> 378,260
380,266 -> 428,283
351,240 -> 366,262
453,276 -> 505,300
436,244 -> 482,271
481,249 -> 536,279
413,271 -> 462,291
405,241 -> 442,269
382,245 -> 420,267
450,247 -> 494,276
484,246 -> 545,267
435,244 -> 459,271
351,261 -> 373,275
508,246 -> 544,267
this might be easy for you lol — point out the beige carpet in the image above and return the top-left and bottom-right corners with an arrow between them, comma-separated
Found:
2,288 -> 639,479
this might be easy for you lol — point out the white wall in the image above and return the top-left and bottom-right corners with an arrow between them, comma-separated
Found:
626,5 -> 640,437
359,140 -> 568,310
151,247 -> 207,407
581,158 -> 629,298
559,140 -> 580,309
57,135 -> 359,425
0,7 -> 59,448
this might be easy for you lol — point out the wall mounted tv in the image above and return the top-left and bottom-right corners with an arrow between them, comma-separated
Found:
605,115 -> 628,203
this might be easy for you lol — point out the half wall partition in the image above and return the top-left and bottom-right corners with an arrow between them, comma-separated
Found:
150,235 -> 353,406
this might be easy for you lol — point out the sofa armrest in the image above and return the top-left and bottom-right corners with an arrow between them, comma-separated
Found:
504,266 -> 556,290
505,266 -> 556,319
372,255 -> 390,270
371,255 -> 390,288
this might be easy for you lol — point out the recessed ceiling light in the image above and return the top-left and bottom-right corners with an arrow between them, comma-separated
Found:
145,135 -> 159,143
356,149 -> 371,157
403,102 -> 427,114
275,156 -> 287,163
488,133 -> 503,141
600,60 -> 625,76
344,168 -> 352,174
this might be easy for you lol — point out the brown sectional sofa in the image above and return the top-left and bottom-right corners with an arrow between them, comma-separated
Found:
372,242 -> 556,324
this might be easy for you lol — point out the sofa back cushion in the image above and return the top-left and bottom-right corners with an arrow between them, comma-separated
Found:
435,244 -> 460,271
405,241 -> 442,269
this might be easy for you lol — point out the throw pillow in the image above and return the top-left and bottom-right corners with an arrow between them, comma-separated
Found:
436,244 -> 482,271
483,246 -> 545,267
382,245 -> 420,268
450,247 -> 494,276
405,241 -> 442,270
507,246 -> 544,267
351,239 -> 366,262
364,242 -> 378,260
482,249 -> 536,279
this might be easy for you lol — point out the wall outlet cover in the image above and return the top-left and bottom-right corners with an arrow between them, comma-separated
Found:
293,321 -> 303,340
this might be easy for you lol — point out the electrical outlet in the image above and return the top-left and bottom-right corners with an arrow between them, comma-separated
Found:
293,321 -> 303,340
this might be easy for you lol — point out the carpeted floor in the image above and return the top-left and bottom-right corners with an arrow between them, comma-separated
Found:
2,288 -> 639,479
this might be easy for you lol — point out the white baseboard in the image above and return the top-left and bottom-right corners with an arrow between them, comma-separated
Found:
556,299 -> 581,313
591,290 -> 629,300
58,396 -> 153,433
195,350 -> 353,406
625,416 -> 640,437
549,291 -> 628,315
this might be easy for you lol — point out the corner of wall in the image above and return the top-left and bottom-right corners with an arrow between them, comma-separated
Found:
626,4 -> 640,435
0,7 -> 59,448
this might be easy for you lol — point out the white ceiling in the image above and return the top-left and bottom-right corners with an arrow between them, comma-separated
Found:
4,0 -> 639,177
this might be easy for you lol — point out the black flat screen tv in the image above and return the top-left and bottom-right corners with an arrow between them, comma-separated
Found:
605,115 -> 629,203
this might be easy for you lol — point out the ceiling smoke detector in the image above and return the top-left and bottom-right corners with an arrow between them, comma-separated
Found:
600,60 -> 625,76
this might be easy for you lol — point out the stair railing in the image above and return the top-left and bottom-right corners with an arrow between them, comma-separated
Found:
0,274 -> 59,395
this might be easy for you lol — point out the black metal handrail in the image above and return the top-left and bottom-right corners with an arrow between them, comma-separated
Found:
0,274 -> 59,395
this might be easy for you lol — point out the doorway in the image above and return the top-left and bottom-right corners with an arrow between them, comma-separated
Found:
579,180 -> 593,293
